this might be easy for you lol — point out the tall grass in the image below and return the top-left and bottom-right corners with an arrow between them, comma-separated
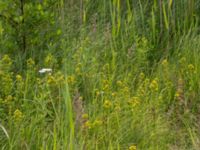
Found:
0,0 -> 200,149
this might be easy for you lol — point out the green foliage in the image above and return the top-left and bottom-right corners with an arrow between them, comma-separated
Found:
1,0 -> 200,149
0,0 -> 61,61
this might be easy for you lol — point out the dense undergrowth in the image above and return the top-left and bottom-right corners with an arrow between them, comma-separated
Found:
0,0 -> 200,150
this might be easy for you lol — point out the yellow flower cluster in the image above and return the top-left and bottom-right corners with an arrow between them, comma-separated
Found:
3,95 -> 13,104
46,71 -> 67,85
111,92 -> 117,97
103,100 -> 112,109
149,79 -> 158,91
67,75 -> 75,84
123,86 -> 130,94
55,71 -> 65,83
137,85 -> 145,97
82,119 -> 103,129
44,53 -> 57,67
175,92 -> 180,99
16,74 -> 22,82
93,119 -> 103,126
47,75 -> 56,84
13,109 -> 23,122
128,97 -> 140,107
1,73 -> 13,95
27,58 -> 35,69
139,72 -> 145,80
1,55 -> 12,69
82,113 -> 89,120
95,90 -> 100,97
83,121 -> 92,129
117,80 -> 123,87
129,145 -> 136,150
188,64 -> 196,74
179,57 -> 186,65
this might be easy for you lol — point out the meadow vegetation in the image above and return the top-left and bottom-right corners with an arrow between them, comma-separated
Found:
0,0 -> 200,149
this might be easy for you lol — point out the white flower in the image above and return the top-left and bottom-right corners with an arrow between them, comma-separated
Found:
39,68 -> 52,74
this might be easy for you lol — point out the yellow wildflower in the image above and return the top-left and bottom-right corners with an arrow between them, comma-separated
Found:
3,95 -> 13,104
55,71 -> 65,83
138,85 -> 145,97
103,100 -> 112,109
1,74 -> 13,95
27,58 -> 35,68
1,55 -> 12,66
77,63 -> 82,68
13,109 -> 23,121
188,64 -> 196,73
123,86 -> 130,93
27,58 -> 35,65
175,92 -> 180,99
128,97 -> 140,107
36,78 -> 42,85
139,72 -> 145,80
47,75 -> 56,84
83,121 -> 92,129
44,53 -> 56,67
103,79 -> 109,85
6,95 -> 13,101
79,96 -> 83,101
93,119 -> 103,126
129,145 -> 136,150
16,74 -> 22,82
82,113 -> 89,120
149,79 -> 158,91
111,92 -> 117,97
75,67 -> 81,74
67,75 -> 75,84
95,90 -> 100,96
179,57 -> 186,64
103,84 -> 109,90
117,80 -> 123,86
